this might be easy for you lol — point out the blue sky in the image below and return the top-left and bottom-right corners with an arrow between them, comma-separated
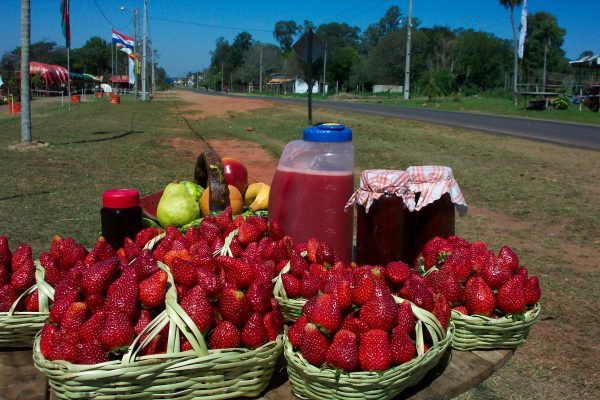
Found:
1,0 -> 598,76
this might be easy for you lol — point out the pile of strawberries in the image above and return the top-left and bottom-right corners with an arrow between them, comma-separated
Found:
287,273 -> 428,373
39,207 -> 286,365
0,237 -> 39,312
415,235 -> 542,317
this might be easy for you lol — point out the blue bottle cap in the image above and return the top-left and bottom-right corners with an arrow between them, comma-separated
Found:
303,123 -> 352,142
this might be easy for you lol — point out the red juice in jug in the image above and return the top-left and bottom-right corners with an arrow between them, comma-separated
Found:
269,166 -> 354,263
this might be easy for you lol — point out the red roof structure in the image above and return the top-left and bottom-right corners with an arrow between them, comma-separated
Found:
109,75 -> 130,83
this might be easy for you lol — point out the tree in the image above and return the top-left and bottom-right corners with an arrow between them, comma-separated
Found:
71,37 -> 111,76
273,21 -> 301,51
499,0 -> 523,104
524,12 -> 566,90
20,0 -> 31,144
231,31 -> 254,68
329,47 -> 359,87
578,50 -> 594,59
379,6 -> 402,35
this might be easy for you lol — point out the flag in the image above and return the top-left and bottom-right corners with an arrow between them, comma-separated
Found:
112,29 -> 135,54
0,74 -> 3,87
518,0 -> 528,59
60,0 -> 70,48
128,58 -> 135,85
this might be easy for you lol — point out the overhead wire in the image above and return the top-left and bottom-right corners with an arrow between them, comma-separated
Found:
93,0 -> 131,31
148,16 -> 273,34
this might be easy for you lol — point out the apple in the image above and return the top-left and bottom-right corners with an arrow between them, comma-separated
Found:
222,157 -> 249,196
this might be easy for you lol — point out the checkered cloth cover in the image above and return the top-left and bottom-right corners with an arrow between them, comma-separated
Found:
405,166 -> 467,215
345,169 -> 409,213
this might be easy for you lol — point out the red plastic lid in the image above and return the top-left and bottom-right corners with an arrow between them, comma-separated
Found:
102,189 -> 140,209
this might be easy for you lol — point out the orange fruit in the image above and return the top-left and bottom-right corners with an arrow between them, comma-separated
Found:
200,185 -> 243,216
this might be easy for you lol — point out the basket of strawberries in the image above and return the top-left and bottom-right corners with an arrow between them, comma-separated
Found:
415,236 -> 541,351
0,236 -> 57,348
32,215 -> 285,399
283,265 -> 454,400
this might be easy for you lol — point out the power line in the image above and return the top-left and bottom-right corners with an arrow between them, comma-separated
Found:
93,0 -> 131,30
148,16 -> 273,33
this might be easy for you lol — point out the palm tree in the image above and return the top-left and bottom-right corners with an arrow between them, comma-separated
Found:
20,0 -> 31,143
499,0 -> 523,105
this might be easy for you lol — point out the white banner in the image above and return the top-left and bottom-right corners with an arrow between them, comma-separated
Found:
0,74 -> 3,87
518,0 -> 528,59
128,58 -> 135,85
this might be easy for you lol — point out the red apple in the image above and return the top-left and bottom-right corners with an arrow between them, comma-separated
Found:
222,157 -> 249,196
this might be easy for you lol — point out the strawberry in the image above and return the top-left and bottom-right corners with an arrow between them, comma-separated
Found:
479,256 -> 511,290
215,207 -> 235,231
282,273 -> 302,298
24,290 -> 39,312
163,249 -> 192,268
10,260 -> 35,291
210,320 -> 242,349
79,310 -> 107,343
524,276 -> 541,305
0,265 -> 8,287
130,249 -> 158,279
442,246 -> 472,283
306,238 -> 321,264
390,327 -> 415,365
134,309 -> 154,336
184,226 -> 202,244
77,340 -> 110,364
422,236 -> 448,257
139,270 -> 167,309
11,243 -> 32,270
218,256 -> 255,289
170,257 -> 198,287
288,316 -> 308,349
308,263 -> 329,282
289,253 -> 309,279
80,257 -> 120,296
263,311 -> 281,341
85,293 -> 106,313
498,245 -> 519,272
300,272 -> 322,299
254,260 -> 276,283
396,300 -> 416,335
428,268 -> 464,304
470,241 -> 492,272
497,275 -> 527,314
385,261 -> 411,285
310,294 -> 342,334
453,305 -> 469,314
360,292 -> 397,331
432,293 -> 451,330
326,329 -> 359,372
246,281 -> 272,314
269,219 -> 285,241
241,313 -> 268,349
247,215 -> 268,234
301,296 -> 319,320
359,329 -> 391,371
105,272 -> 139,320
515,266 -> 529,280
85,237 -> 117,266
219,287 -> 252,327
340,314 -> 370,338
447,235 -> 470,248
118,237 -> 142,264
0,284 -> 19,312
228,237 -> 244,258
135,227 -> 163,247
142,334 -> 166,356
39,252 -> 63,287
61,302 -> 89,330
423,253 -> 439,271
192,255 -> 216,273
300,323 -> 330,366
293,241 -> 308,255
0,236 -> 11,267
40,322 -> 59,359
100,310 -> 135,352
352,274 -> 375,306
170,236 -> 190,252
196,268 -> 222,298
50,330 -> 79,363
407,282 -> 435,312
325,279 -> 352,311
55,237 -> 89,270
464,276 -> 496,316
50,235 -> 62,256
199,221 -> 221,244
152,237 -> 173,262
180,285 -> 214,333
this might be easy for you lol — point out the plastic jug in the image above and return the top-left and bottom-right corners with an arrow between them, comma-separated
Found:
269,123 -> 354,263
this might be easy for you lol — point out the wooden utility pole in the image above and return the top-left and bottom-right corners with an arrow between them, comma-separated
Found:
403,0 -> 413,100
20,0 -> 31,143
259,46 -> 263,92
141,0 -> 147,100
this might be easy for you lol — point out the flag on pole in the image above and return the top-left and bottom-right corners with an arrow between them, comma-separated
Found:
60,0 -> 70,48
0,74 -> 4,87
112,29 -> 135,54
128,58 -> 135,85
518,0 -> 528,59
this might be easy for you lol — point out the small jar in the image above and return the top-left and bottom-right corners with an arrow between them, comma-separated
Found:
404,166 -> 468,265
347,170 -> 410,265
101,189 -> 142,250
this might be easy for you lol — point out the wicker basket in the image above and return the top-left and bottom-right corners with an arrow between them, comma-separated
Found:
284,297 -> 454,400
33,262 -> 283,399
0,262 -> 53,349
450,302 -> 540,350
272,252 -> 308,323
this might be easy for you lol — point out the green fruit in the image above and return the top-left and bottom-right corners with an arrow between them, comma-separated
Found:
180,180 -> 204,203
157,182 -> 200,228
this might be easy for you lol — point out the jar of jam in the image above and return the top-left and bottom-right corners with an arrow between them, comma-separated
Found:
346,170 -> 410,265
404,166 -> 468,265
101,189 -> 142,250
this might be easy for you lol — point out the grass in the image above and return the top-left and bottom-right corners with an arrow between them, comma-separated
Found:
1,91 -> 599,399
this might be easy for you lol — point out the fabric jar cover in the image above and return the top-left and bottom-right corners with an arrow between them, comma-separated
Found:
345,169 -> 409,213
405,165 -> 468,215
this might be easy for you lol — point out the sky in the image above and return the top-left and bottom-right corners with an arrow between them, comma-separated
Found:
1,0 -> 599,77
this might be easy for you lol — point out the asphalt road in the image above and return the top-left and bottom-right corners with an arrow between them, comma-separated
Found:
193,90 -> 600,151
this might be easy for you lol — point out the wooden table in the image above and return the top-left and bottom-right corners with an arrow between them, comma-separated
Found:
260,349 -> 514,400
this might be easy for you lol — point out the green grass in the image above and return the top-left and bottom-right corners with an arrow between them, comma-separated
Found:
1,92 -> 598,399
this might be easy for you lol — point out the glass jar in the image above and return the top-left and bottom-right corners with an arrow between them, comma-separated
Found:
349,170 -> 410,265
101,188 -> 142,249
269,123 -> 354,263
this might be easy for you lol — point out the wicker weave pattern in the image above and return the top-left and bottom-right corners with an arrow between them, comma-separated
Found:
450,303 -> 540,350
0,262 -> 53,348
285,298 -> 454,400
34,262 -> 283,399
272,253 -> 308,323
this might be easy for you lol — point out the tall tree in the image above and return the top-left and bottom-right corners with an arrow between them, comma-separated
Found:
20,0 -> 31,144
525,12 -> 566,90
71,37 -> 111,76
273,21 -> 301,51
499,0 -> 523,105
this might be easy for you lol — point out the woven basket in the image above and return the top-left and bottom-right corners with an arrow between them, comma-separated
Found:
450,302 -> 540,350
285,297 -> 454,400
0,262 -> 53,349
33,262 -> 283,399
272,251 -> 308,323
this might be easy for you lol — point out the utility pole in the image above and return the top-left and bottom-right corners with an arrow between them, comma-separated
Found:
322,46 -> 327,96
151,48 -> 155,95
403,0 -> 413,100
141,0 -> 147,100
259,46 -> 263,92
20,0 -> 31,143
221,62 -> 224,92
132,8 -> 138,98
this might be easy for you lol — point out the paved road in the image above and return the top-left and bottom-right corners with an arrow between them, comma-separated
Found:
192,90 -> 600,151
